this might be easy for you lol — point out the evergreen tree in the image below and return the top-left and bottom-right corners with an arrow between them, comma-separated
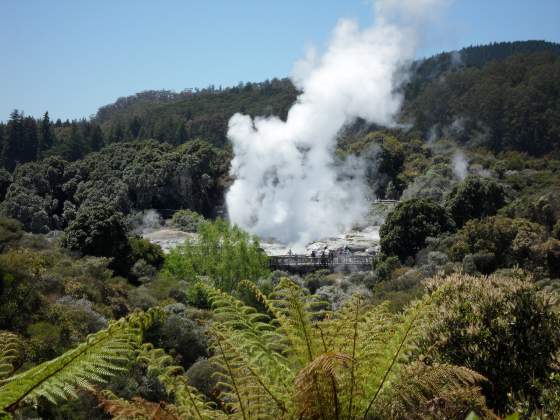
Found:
39,112 -> 54,154
175,121 -> 187,145
128,116 -> 142,138
66,123 -> 85,160
2,110 -> 23,171
0,124 -> 4,160
89,125 -> 105,151
21,116 -> 38,163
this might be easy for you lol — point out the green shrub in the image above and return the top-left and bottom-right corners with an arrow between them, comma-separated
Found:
422,272 -> 560,413
450,216 -> 546,273
62,204 -> 132,277
0,217 -> 23,251
372,255 -> 401,282
129,237 -> 164,269
170,209 -> 205,232
445,176 -> 506,227
380,199 -> 455,261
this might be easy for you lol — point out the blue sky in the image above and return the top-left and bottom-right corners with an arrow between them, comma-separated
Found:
1,0 -> 559,121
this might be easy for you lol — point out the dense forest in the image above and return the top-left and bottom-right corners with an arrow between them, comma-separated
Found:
0,40 -> 559,418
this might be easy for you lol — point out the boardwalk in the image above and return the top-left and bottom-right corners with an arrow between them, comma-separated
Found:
269,254 -> 373,274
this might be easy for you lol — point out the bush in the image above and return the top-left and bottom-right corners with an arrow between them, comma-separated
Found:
170,209 -> 205,232
450,216 -> 546,273
445,176 -> 506,227
129,237 -> 164,267
62,204 -> 133,276
303,270 -> 334,293
186,359 -> 222,399
0,217 -> 23,251
380,199 -> 455,261
146,304 -> 209,369
422,272 -> 560,413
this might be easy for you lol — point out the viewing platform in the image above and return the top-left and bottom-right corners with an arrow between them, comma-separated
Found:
269,254 -> 373,274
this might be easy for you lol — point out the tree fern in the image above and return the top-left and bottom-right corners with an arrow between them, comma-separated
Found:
204,283 -> 294,418
0,308 -> 161,415
97,279 -> 488,419
192,279 -> 489,419
0,333 -> 21,381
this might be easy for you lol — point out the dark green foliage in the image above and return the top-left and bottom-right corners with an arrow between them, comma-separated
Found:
380,199 -> 456,261
423,272 -> 560,413
406,52 -> 560,155
372,254 -> 401,282
1,111 -> 39,171
554,220 -> 560,240
449,216 -> 546,273
302,270 -> 334,294
0,250 -> 46,332
129,237 -> 164,269
0,170 -> 12,201
185,359 -> 221,400
170,209 -> 205,232
0,185 -> 50,233
0,139 -> 228,232
407,41 -> 560,97
62,204 -> 132,276
445,176 -> 506,227
145,304 -> 208,369
96,79 -> 298,147
38,112 -> 55,155
0,218 -> 22,251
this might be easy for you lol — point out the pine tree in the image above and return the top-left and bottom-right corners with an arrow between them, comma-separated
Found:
66,123 -> 85,160
175,121 -> 188,145
89,125 -> 105,151
2,110 -> 23,171
39,112 -> 54,155
21,116 -> 38,163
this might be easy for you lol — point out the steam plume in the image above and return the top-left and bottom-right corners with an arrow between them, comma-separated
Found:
452,150 -> 469,180
226,0 -> 449,246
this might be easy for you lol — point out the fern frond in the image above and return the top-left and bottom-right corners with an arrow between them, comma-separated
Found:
201,282 -> 297,418
266,278 -> 323,365
97,390 -> 181,420
0,333 -> 21,381
294,352 -> 352,419
379,361 -> 489,419
0,308 -> 161,413
136,344 -> 221,420
361,297 -> 431,418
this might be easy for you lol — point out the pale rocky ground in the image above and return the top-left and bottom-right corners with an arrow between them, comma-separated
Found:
260,225 -> 380,256
141,202 -> 394,255
142,228 -> 197,253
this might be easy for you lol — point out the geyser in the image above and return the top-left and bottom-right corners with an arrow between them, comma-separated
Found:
226,0 -> 449,246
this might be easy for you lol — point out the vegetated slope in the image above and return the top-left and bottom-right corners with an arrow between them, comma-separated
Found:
93,40 -> 560,154
94,78 -> 298,147
403,51 -> 560,155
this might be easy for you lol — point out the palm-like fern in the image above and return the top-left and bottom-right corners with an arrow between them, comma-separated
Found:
190,278 -> 488,419
0,308 -> 161,416
0,333 -> 21,381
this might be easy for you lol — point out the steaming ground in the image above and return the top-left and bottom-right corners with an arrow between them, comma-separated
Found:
225,0 -> 449,248
141,202 -> 395,255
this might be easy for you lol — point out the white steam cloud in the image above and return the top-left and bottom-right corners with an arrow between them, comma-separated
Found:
452,150 -> 469,180
226,0 -> 450,246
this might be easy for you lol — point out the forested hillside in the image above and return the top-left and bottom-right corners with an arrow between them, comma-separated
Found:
1,40 -> 560,418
